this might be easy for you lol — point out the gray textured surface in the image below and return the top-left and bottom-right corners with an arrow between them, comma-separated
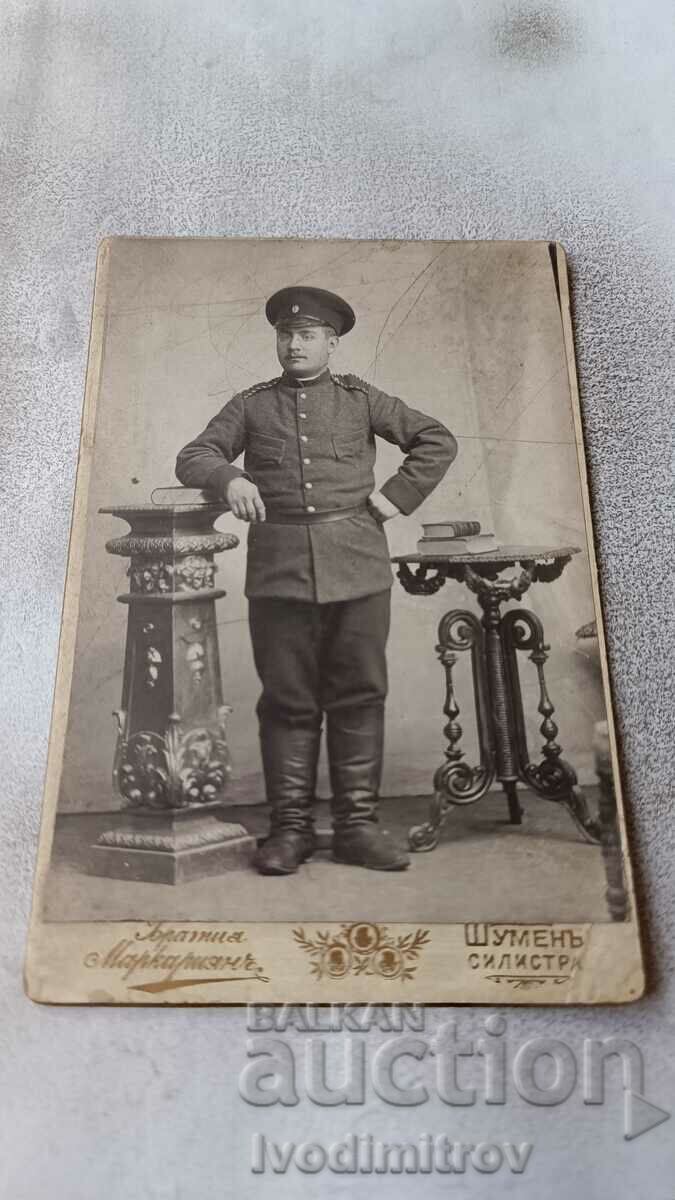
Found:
1,1 -> 673,1197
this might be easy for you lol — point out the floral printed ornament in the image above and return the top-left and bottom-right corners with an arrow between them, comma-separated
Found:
292,923 -> 430,982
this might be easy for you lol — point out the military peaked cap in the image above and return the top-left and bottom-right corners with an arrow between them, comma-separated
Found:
265,286 -> 356,336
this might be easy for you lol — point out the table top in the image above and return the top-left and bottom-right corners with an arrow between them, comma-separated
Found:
392,545 -> 581,565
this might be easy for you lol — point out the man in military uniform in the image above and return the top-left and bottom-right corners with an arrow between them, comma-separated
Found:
176,286 -> 457,875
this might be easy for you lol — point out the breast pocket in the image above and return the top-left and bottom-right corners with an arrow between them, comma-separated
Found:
332,429 -> 369,460
247,432 -> 285,463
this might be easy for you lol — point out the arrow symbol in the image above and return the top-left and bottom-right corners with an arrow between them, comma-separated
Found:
624,1089 -> 671,1140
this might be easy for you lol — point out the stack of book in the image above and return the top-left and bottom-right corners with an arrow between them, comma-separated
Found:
416,520 -> 500,556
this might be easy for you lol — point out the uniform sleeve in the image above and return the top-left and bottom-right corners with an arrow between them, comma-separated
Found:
175,393 -> 250,495
367,384 -> 458,514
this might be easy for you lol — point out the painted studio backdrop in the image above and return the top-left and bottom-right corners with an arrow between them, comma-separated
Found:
57,238 -> 605,818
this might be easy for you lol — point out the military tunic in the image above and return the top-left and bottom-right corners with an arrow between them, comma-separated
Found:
175,369 -> 457,603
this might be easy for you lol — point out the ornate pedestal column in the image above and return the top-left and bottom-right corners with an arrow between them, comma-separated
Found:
93,500 -> 256,884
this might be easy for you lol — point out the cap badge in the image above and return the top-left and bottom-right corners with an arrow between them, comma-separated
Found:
291,304 -> 300,313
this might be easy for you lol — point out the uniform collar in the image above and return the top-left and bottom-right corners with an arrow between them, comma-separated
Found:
280,368 -> 332,389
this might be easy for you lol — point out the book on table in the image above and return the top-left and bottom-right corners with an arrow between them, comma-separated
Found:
416,533 -> 500,555
420,520 -> 482,539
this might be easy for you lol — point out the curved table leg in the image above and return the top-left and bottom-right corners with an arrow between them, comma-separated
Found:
409,790 -> 450,852
409,610 -> 494,851
563,785 -> 602,845
501,608 -> 601,844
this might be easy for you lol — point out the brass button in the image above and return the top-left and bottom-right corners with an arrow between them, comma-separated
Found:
300,434 -> 308,442
307,505 -> 316,513
299,392 -> 307,400
303,457 -> 311,465
299,413 -> 307,419
305,482 -> 313,490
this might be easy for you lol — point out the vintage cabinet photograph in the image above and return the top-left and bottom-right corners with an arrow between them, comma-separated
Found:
25,237 -> 644,1003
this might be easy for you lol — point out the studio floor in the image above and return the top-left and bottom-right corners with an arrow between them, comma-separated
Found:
42,788 -> 616,925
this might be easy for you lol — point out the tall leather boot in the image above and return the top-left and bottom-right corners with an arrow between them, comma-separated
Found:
254,723 -> 321,875
328,706 -> 410,871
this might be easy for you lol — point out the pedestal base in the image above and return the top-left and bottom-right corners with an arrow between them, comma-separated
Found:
93,805 -> 256,884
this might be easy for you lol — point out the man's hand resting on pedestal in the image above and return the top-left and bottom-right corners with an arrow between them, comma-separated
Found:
367,491 -> 400,524
226,477 -> 266,522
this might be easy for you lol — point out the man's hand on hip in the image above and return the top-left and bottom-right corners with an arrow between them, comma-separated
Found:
367,491 -> 400,523
226,477 -> 266,522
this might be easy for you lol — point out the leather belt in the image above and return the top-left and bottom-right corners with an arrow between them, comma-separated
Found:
264,504 -> 368,526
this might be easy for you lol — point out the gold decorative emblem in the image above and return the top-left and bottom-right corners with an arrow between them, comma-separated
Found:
291,303 -> 300,313
292,923 -> 430,982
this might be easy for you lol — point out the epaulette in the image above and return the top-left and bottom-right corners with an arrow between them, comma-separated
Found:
331,373 -> 371,394
237,377 -> 282,400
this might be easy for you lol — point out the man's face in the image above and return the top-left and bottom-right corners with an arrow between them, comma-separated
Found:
276,324 -> 338,378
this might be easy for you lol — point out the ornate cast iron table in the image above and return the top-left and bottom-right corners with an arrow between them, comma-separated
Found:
393,546 -> 601,852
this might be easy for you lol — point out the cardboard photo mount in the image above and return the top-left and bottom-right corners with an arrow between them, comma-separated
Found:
25,237 -> 644,1004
